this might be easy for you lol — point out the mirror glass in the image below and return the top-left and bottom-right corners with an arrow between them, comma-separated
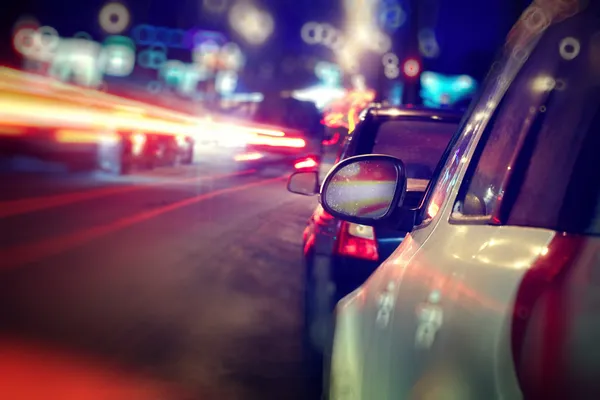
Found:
287,171 -> 319,196
323,159 -> 399,219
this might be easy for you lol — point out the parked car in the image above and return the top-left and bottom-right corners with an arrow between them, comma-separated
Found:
318,1 -> 600,398
286,107 -> 462,375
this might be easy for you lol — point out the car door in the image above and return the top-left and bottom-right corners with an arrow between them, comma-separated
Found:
349,98 -> 483,398
388,4 -> 593,399
377,22 -> 543,397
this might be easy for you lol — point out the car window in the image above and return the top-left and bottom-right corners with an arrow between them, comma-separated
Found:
371,120 -> 458,180
506,11 -> 600,234
452,4 -> 600,233
418,45 -> 534,222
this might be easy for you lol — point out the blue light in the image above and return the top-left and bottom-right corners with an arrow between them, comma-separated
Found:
420,71 -> 477,107
377,0 -> 407,32
314,61 -> 342,87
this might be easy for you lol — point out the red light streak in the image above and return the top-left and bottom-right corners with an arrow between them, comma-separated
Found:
234,152 -> 263,161
294,156 -> 318,169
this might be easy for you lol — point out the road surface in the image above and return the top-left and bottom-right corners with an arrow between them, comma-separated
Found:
0,163 -> 320,399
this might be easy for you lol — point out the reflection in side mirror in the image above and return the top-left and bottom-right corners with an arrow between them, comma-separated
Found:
321,154 -> 407,223
287,171 -> 319,196
462,192 -> 486,216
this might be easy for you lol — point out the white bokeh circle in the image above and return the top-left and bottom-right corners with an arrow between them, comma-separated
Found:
99,2 -> 130,34
559,37 -> 580,60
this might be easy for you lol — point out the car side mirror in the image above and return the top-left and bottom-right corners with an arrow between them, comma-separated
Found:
287,170 -> 319,196
320,154 -> 408,226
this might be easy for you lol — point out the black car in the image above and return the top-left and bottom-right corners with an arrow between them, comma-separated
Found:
287,106 -> 463,364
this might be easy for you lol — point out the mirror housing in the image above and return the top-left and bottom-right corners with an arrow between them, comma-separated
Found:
320,154 -> 408,226
287,170 -> 319,196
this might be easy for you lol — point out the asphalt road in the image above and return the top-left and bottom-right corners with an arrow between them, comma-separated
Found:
0,163 -> 319,399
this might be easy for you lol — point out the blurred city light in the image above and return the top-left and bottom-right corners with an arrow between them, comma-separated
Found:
292,86 -> 346,110
420,71 -> 477,107
403,58 -> 420,78
98,2 -> 130,34
102,36 -> 136,77
49,38 -> 104,87
228,3 -> 274,45
351,74 -> 366,90
216,70 -> 238,94
336,46 -> 359,72
378,0 -> 406,31
219,42 -> 245,70
14,25 -> 60,62
137,44 -> 167,69
314,61 -> 342,87
418,28 -> 440,58
531,75 -> 556,92
382,52 -> 400,79
300,22 -> 345,52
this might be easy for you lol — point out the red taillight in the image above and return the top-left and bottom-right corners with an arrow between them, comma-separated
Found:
511,234 -> 584,398
247,135 -> 306,148
314,205 -> 334,225
322,132 -> 340,146
294,156 -> 318,170
336,221 -> 379,261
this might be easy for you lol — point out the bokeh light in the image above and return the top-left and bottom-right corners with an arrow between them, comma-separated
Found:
98,2 -> 130,34
559,37 -> 580,60
102,35 -> 136,77
13,25 -> 60,62
418,28 -> 440,58
228,2 -> 274,45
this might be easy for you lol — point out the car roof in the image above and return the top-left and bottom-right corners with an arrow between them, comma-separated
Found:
369,106 -> 463,122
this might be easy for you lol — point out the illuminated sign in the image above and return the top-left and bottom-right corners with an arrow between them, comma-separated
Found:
420,71 -> 477,107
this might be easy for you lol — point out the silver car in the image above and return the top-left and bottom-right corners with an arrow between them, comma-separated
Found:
320,1 -> 600,399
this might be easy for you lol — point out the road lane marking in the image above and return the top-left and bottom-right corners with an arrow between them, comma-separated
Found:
0,176 -> 284,270
0,169 -> 254,219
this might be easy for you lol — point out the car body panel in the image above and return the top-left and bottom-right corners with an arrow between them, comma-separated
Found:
329,2 -> 600,398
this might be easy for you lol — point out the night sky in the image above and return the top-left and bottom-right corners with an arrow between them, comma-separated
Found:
1,0 -> 530,91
